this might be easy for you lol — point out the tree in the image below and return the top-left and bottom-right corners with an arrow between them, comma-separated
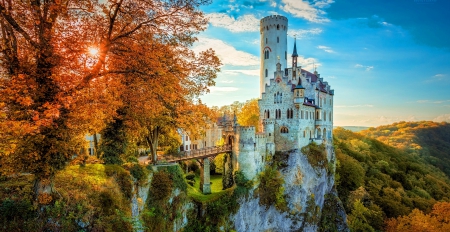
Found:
237,99 -> 260,131
0,0 -> 218,204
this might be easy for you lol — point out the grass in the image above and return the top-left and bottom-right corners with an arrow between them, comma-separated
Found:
187,174 -> 235,202
0,174 -> 34,201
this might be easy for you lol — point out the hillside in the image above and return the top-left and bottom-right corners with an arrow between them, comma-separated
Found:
360,121 -> 450,177
333,127 -> 450,231
0,164 -> 135,231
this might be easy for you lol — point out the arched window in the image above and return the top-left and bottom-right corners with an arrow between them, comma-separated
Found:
277,37 -> 279,43
265,69 -> 268,77
316,111 -> 319,120
303,131 -> 306,137
280,93 -> 282,103
266,26 -> 269,30
286,109 -> 290,119
274,94 -> 276,103
324,111 -> 327,121
329,112 -> 332,121
266,38 -> 268,44
268,110 -> 270,118
280,127 -> 288,133
277,24 -> 280,30
323,128 -> 327,139
301,110 -> 304,119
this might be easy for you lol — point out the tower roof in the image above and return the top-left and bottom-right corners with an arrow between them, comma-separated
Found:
295,77 -> 304,89
292,38 -> 298,57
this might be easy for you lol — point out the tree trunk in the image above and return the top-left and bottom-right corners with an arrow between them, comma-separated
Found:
146,126 -> 160,164
93,132 -> 99,158
33,176 -> 54,206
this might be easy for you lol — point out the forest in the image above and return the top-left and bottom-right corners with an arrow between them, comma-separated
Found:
334,121 -> 450,231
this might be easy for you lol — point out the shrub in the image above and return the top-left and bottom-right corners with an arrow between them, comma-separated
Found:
257,166 -> 287,211
149,170 -> 173,201
105,165 -> 132,199
129,164 -> 147,182
301,142 -> 328,169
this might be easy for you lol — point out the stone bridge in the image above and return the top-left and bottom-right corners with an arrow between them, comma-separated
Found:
163,145 -> 232,162
140,145 -> 232,194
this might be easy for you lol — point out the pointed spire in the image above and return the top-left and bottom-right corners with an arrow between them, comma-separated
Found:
292,37 -> 298,57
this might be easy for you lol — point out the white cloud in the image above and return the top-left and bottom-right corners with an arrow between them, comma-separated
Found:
297,56 -> 320,71
355,64 -> 374,71
288,28 -> 323,38
317,45 -> 335,53
426,73 -> 447,83
223,69 -> 260,76
280,0 -> 329,23
313,0 -> 334,8
193,37 -> 259,66
206,13 -> 259,33
433,114 -> 450,122
270,0 -> 277,7
209,86 -> 239,92
335,105 -> 374,108
416,99 -> 450,104
220,79 -> 234,83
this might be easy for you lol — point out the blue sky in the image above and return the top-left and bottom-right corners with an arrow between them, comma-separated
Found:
194,0 -> 450,126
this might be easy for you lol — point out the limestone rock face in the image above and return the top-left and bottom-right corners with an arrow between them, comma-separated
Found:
232,147 -> 349,232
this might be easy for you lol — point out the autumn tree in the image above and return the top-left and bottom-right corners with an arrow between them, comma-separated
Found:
385,202 -> 450,232
237,98 -> 260,131
0,0 -> 218,204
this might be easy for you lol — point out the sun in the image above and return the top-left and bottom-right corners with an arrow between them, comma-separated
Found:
88,47 -> 99,56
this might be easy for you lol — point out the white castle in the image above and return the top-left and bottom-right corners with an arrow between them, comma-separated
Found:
180,15 -> 334,181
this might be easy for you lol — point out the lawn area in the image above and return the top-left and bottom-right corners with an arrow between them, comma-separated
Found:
187,174 -> 235,202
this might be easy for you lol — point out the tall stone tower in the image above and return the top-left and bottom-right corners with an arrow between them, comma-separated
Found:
260,15 -> 288,95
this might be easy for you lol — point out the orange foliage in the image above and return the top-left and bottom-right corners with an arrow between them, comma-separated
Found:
385,202 -> 450,232
0,0 -> 219,199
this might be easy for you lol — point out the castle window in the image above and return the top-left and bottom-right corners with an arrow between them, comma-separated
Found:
306,111 -> 308,120
274,94 -> 276,104
301,110 -> 304,119
277,37 -> 279,43
280,93 -> 282,103
186,145 -> 188,150
286,109 -> 290,119
329,112 -> 332,121
323,128 -> 327,139
324,111 -> 327,121
316,111 -> 319,120
266,26 -> 269,30
285,51 -> 287,60
266,38 -> 268,44
280,127 -> 288,133
303,131 -> 306,138
265,69 -> 268,77
277,24 -> 280,30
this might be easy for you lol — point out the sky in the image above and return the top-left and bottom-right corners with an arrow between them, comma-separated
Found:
193,0 -> 450,127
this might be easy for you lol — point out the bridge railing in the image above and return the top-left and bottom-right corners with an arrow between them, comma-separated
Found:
163,144 -> 232,162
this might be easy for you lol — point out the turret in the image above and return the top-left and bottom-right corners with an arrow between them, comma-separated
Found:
294,78 -> 305,108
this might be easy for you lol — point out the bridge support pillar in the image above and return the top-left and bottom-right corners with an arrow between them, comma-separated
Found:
200,158 -> 211,194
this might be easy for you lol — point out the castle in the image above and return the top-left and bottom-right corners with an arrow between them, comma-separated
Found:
180,15 -> 335,182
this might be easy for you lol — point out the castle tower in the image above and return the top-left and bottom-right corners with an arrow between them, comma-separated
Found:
260,15 -> 288,95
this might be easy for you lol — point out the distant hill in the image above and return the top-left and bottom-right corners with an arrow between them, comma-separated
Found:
360,121 -> 450,177
333,127 -> 450,231
335,126 -> 371,132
